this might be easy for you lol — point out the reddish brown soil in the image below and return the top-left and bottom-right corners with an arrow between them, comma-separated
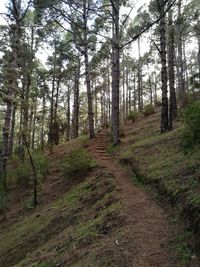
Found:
88,129 -> 179,267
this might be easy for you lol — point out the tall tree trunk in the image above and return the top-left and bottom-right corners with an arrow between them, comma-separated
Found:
49,51 -> 56,147
111,0 -> 120,145
197,34 -> 200,82
133,74 -> 137,111
158,0 -> 169,133
154,75 -> 158,105
137,38 -> 143,112
9,104 -> 17,155
72,61 -> 80,139
168,1 -> 177,129
177,0 -> 185,103
122,59 -> 126,121
148,76 -> 153,106
94,83 -> 98,131
107,59 -> 111,125
0,3 -> 20,189
66,88 -> 71,141
41,83 -> 46,151
83,0 -> 95,139
183,39 -> 189,91
31,101 -> 37,150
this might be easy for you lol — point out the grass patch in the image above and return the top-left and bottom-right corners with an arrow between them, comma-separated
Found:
0,170 -> 123,266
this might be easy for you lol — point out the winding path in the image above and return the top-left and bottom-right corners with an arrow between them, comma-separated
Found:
88,130 -> 179,267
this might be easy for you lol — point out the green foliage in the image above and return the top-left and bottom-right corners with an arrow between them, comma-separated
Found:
15,163 -> 30,186
107,144 -> 117,154
0,185 -> 6,213
79,135 -> 89,148
181,101 -> 200,150
127,111 -> 139,123
63,149 -> 96,180
143,104 -> 155,116
16,152 -> 49,186
33,152 -> 49,178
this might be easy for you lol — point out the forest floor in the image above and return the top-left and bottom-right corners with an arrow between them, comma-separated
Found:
0,111 -> 199,266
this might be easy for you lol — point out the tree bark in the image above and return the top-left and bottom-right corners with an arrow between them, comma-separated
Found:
111,0 -> 120,145
83,0 -> 95,139
9,104 -> 17,156
168,1 -> 177,129
72,61 -> 80,139
158,0 -> 169,133
177,0 -> 185,102
0,2 -> 20,189
137,38 -> 143,112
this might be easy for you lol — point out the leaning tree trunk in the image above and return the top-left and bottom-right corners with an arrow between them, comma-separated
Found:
111,0 -> 120,145
168,0 -> 177,130
158,0 -> 169,133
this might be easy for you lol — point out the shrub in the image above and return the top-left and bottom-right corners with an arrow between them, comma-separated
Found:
127,111 -> 139,123
143,104 -> 155,116
0,186 -> 6,214
16,163 -> 30,186
63,148 -> 96,180
80,135 -> 89,148
181,101 -> 200,150
15,152 -> 49,186
33,153 -> 49,178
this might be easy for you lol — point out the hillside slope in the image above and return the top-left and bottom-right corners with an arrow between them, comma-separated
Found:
0,112 -> 199,266
116,112 -> 200,264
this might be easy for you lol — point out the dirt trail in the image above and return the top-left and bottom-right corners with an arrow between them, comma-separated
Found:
88,130 -> 179,267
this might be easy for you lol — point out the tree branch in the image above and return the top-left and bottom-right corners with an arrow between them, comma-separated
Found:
121,0 -> 176,49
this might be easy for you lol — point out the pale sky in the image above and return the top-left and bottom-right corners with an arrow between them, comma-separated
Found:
0,0 -> 197,65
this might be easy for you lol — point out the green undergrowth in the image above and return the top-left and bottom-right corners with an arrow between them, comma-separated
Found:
0,170 -> 126,267
7,152 -> 49,187
118,113 -> 200,263
62,148 -> 97,180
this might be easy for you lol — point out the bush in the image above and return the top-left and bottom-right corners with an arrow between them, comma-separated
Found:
182,101 -> 200,150
16,163 -> 30,186
0,186 -> 6,214
143,104 -> 155,116
80,135 -> 89,148
16,153 -> 49,186
63,149 -> 96,180
33,153 -> 49,178
127,111 -> 139,123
